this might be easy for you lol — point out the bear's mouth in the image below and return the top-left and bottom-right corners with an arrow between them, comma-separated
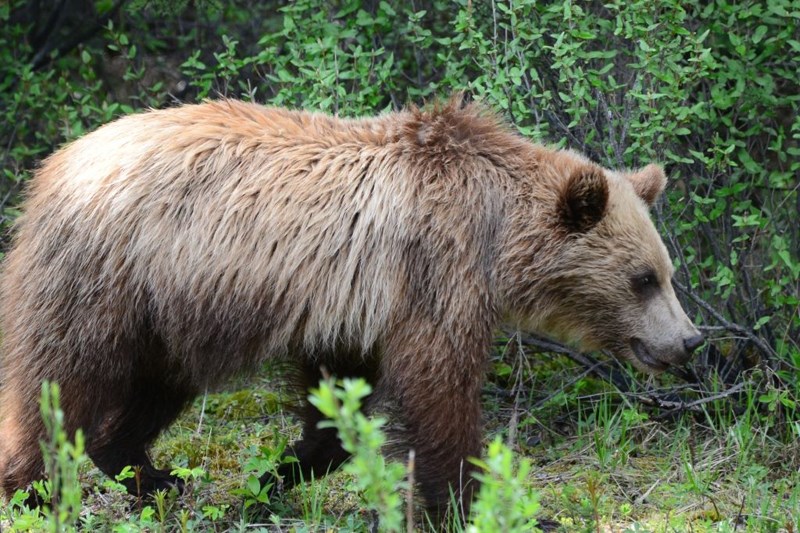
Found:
630,338 -> 669,371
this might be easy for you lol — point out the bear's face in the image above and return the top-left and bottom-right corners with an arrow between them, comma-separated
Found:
504,160 -> 703,374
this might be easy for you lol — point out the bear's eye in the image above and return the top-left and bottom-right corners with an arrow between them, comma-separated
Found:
631,270 -> 659,296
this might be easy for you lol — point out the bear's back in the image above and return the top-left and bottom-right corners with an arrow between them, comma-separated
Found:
3,100 -> 517,385
2,103 -> 428,381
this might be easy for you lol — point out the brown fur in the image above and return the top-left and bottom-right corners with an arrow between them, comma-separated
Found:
0,97 -> 700,519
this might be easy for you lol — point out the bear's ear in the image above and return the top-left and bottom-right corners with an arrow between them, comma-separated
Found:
557,166 -> 609,233
627,164 -> 667,206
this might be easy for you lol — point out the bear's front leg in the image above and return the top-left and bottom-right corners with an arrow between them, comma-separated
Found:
382,317 -> 491,525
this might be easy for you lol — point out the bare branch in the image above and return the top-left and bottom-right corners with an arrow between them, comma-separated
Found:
673,280 -> 777,363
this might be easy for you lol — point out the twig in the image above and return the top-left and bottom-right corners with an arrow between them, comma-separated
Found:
511,331 -> 633,391
406,449 -> 415,533
673,280 -> 777,363
734,495 -> 746,528
369,510 -> 379,533
634,477 -> 662,505
196,389 -> 208,435
508,329 -> 751,416
645,381 -> 746,417
507,333 -> 524,447
532,360 -> 603,410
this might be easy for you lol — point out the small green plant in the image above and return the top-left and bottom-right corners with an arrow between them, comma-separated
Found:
468,437 -> 541,533
1,382 -> 88,532
236,433 -> 291,511
37,381 -> 88,532
101,464 -> 136,494
309,377 -> 407,532
3,489 -> 47,531
294,470 -> 334,528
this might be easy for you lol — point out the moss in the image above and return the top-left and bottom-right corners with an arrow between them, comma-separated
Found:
204,389 -> 282,420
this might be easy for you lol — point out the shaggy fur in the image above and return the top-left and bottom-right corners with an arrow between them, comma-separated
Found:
0,97 -> 701,518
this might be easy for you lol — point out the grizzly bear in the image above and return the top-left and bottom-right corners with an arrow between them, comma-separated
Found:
0,97 -> 702,518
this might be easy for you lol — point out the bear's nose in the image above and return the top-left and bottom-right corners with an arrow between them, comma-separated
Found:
683,334 -> 705,354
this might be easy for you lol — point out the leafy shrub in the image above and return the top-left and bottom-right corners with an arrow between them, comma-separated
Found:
468,438 -> 541,532
310,377 -> 407,532
1,382 -> 87,532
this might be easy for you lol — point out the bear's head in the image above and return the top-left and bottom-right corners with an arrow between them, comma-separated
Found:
502,156 -> 703,373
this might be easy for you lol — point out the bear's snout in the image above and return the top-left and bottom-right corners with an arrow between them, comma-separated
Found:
630,329 -> 702,372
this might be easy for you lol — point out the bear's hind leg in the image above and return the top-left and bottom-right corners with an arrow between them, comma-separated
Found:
0,383 -> 46,501
261,356 -> 379,493
0,373 -> 99,504
86,377 -> 195,498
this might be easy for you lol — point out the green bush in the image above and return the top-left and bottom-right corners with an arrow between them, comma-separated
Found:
310,378 -> 407,531
1,383 -> 87,532
468,437 -> 541,532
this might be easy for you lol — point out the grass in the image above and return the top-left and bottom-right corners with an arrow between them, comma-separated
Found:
1,347 -> 799,532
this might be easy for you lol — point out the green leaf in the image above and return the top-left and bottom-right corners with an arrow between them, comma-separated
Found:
246,475 -> 261,496
752,25 -> 768,43
572,30 -> 595,40
95,0 -> 113,14
754,315 -> 771,330
379,1 -> 396,17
